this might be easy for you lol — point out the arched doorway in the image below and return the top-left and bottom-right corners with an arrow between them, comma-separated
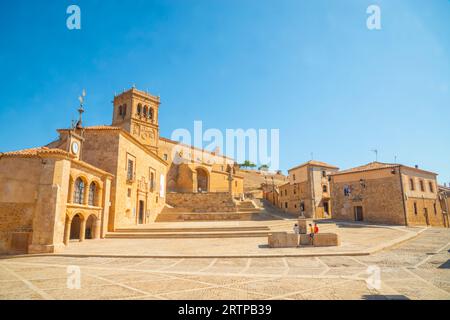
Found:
85,215 -> 96,239
70,214 -> 81,240
196,168 -> 208,193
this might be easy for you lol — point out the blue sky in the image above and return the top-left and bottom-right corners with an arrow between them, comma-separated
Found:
0,0 -> 449,183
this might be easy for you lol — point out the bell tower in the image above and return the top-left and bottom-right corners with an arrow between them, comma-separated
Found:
112,87 -> 161,153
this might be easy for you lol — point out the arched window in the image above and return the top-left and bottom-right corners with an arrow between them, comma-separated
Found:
118,105 -> 123,116
137,104 -> 142,115
322,185 -> 328,193
88,182 -> 96,206
74,178 -> 85,204
149,108 -> 154,120
143,106 -> 148,118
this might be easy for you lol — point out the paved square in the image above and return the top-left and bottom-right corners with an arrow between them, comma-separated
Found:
0,228 -> 449,300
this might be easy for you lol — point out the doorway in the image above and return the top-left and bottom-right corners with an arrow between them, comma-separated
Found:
424,207 -> 430,226
324,201 -> 330,216
354,206 -> 364,221
196,168 -> 208,193
138,200 -> 145,224
70,214 -> 81,240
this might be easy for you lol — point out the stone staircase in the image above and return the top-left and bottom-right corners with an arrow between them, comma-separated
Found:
236,200 -> 260,212
106,225 -> 270,239
155,198 -> 261,222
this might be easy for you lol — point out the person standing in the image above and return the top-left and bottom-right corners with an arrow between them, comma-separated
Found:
293,224 -> 300,235
309,223 -> 315,245
314,223 -> 319,234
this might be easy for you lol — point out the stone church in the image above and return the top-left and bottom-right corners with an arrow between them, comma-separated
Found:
0,87 -> 244,254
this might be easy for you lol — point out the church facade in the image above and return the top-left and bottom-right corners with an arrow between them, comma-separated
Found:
0,87 -> 244,254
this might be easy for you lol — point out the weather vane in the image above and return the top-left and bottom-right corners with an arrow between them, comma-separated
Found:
76,89 -> 86,129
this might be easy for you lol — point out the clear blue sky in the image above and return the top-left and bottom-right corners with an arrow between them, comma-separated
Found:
0,0 -> 449,183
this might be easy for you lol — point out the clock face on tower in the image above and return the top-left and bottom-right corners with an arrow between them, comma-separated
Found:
71,141 -> 80,155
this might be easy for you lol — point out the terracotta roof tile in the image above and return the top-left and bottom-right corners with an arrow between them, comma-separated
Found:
330,162 -> 437,176
289,160 -> 339,171
0,147 -> 73,158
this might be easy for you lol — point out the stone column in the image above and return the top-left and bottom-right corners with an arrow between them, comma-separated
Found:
68,179 -> 75,203
83,181 -> 89,206
63,218 -> 72,245
227,172 -> 233,196
79,218 -> 86,242
96,187 -> 103,207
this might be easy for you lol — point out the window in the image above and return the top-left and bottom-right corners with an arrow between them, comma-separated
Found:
409,178 -> 415,191
420,180 -> 425,192
137,104 -> 142,115
285,190 -> 288,196
429,182 -> 434,193
143,106 -> 148,117
323,185 -> 328,193
118,105 -> 123,116
127,188 -> 131,197
293,174 -> 296,181
322,171 -> 327,178
127,159 -> 134,181
88,182 -> 96,206
74,178 -> 85,204
123,104 -> 127,117
285,202 -> 288,209
150,171 -> 155,192
413,202 -> 418,215
149,108 -> 154,120
163,154 -> 168,161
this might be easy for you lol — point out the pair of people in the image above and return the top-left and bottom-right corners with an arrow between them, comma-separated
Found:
309,223 -> 319,244
293,223 -> 319,237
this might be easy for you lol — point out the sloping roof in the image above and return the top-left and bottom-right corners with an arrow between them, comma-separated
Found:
330,162 -> 437,176
0,147 -> 113,177
288,160 -> 339,172
57,125 -> 121,132
0,147 -> 74,158
159,136 -> 235,161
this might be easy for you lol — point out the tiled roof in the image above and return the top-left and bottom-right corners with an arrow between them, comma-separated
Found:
289,160 -> 339,171
330,162 -> 437,176
0,147 -> 73,158
58,125 -> 121,132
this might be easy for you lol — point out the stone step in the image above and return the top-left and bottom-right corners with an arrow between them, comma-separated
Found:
115,226 -> 269,233
155,212 -> 260,222
106,230 -> 270,239
237,207 -> 261,212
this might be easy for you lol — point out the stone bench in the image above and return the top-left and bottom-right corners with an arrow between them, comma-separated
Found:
268,232 -> 299,248
299,233 -> 340,247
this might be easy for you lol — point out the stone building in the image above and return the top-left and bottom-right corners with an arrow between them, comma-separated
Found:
0,87 -> 244,254
438,185 -> 450,227
0,145 -> 112,254
278,161 -> 339,218
330,162 -> 448,227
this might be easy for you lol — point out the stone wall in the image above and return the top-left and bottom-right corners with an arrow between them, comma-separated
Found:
0,203 -> 34,253
331,169 -> 406,225
166,192 -> 237,212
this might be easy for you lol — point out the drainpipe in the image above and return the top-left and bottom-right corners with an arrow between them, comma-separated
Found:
398,166 -> 408,226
